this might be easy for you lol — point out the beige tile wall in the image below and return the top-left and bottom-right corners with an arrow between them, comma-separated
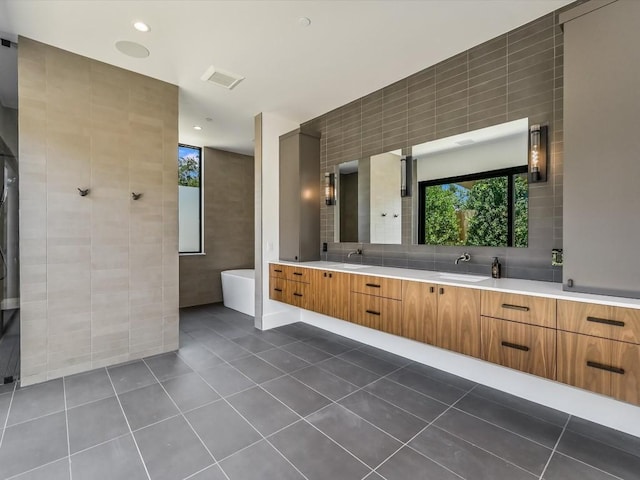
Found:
179,147 -> 254,307
18,38 -> 179,385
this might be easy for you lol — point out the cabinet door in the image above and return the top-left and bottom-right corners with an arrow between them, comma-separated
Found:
557,332 -> 610,396
402,281 -> 437,344
611,341 -> 640,405
286,281 -> 313,310
481,291 -> 556,328
269,277 -> 287,303
481,317 -> 556,380
313,270 -> 350,320
437,286 -> 481,357
558,300 -> 640,344
350,293 -> 382,330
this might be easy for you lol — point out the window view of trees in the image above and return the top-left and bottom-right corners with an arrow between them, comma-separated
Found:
421,168 -> 528,247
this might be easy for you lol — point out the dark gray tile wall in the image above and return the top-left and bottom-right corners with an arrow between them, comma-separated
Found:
303,12 -> 564,282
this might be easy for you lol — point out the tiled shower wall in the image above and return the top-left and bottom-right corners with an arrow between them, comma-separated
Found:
302,12 -> 564,282
18,38 -> 179,385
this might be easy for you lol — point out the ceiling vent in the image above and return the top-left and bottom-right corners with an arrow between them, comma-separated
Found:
200,66 -> 244,90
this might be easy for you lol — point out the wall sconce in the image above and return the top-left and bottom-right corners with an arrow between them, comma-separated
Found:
400,155 -> 412,197
529,124 -> 548,183
324,172 -> 335,206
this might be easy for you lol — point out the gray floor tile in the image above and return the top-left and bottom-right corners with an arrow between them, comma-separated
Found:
472,384 -> 568,426
290,365 -> 359,401
10,458 -> 70,480
543,453 -> 621,480
357,346 -> 412,367
232,334 -> 276,354
188,464 -> 228,480
369,375 -> 449,419
251,330 -> 299,347
67,396 -> 129,454
64,369 -> 114,409
337,350 -> 399,376
107,361 -> 157,395
556,430 -> 640,479
0,383 -> 14,396
386,369 -> 467,405
307,404 -> 402,468
144,353 -> 193,381
185,400 -> 261,460
566,416 -> 640,459
269,420 -> 371,480
274,325 -> 315,341
404,363 -> 477,391
280,341 -> 332,364
257,348 -> 311,373
363,473 -> 385,480
220,440 -> 304,480
209,321 -> 252,340
7,379 -> 64,426
119,383 -> 179,430
0,391 -> 11,428
455,392 -> 564,448
339,390 -> 427,443
229,355 -> 284,384
409,426 -> 536,480
134,415 -> 214,480
317,357 -> 380,387
161,372 -> 220,412
0,412 -> 68,479
376,446 -> 461,480
178,342 -> 226,371
198,364 -> 255,397
200,337 -> 252,362
262,376 -> 331,417
434,408 -> 552,476
70,434 -> 147,480
227,386 -> 299,436
303,337 -> 353,355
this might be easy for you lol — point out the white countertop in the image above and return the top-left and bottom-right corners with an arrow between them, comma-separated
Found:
273,260 -> 640,310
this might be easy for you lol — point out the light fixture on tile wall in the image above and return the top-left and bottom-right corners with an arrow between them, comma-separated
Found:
324,172 -> 335,206
529,124 -> 548,183
400,155 -> 412,197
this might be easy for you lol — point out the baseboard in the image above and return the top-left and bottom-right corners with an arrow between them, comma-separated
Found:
260,308 -> 300,330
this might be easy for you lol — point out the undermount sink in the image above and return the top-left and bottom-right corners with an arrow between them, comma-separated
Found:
436,273 -> 490,283
333,264 -> 372,270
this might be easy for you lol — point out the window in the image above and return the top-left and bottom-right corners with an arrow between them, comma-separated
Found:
418,166 -> 528,247
178,144 -> 202,253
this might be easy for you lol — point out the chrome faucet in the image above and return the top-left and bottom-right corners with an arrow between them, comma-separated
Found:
347,248 -> 363,258
455,253 -> 471,265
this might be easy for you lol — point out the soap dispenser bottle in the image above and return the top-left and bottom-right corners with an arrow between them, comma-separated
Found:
491,257 -> 501,279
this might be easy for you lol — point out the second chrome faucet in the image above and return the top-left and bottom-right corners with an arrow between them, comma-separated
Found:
455,253 -> 471,265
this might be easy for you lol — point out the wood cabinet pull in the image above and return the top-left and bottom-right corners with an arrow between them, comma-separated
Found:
501,341 -> 530,352
586,316 -> 625,327
439,287 -> 444,295
429,286 -> 435,293
274,269 -> 283,273
366,283 -> 381,288
501,304 -> 530,312
273,288 -> 283,292
293,272 -> 303,276
329,273 -> 333,278
586,361 -> 625,375
293,293 -> 303,297
365,310 -> 381,316
323,272 -> 327,277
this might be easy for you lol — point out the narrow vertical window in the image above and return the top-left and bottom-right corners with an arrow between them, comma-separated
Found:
178,144 -> 202,253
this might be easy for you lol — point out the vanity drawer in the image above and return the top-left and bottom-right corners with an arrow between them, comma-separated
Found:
285,266 -> 313,283
286,281 -> 314,310
557,300 -> 640,344
269,264 -> 287,279
481,291 -> 556,328
269,277 -> 287,302
350,292 -> 401,334
481,317 -> 556,380
351,275 -> 402,300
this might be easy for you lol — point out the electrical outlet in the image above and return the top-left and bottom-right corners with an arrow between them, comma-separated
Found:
552,248 -> 563,266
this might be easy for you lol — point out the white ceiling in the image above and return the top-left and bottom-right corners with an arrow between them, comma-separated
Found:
0,0 -> 571,155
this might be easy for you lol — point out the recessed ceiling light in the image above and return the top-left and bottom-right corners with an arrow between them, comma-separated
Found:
298,17 -> 311,27
133,21 -> 150,32
193,125 -> 202,131
115,40 -> 149,58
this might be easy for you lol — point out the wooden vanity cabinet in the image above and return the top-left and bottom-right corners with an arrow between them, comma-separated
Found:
312,270 -> 350,320
268,264 -> 315,310
436,285 -> 481,357
349,276 -> 402,335
401,281 -> 438,344
557,300 -> 640,344
481,291 -> 556,328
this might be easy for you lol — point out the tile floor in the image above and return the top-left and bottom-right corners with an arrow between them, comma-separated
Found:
0,303 -> 639,480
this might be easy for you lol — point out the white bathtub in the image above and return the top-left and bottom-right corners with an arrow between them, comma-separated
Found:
221,269 -> 255,317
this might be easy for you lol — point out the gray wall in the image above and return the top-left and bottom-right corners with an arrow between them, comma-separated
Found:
0,104 -> 18,158
563,0 -> 640,297
179,147 -> 255,307
303,12 -> 565,282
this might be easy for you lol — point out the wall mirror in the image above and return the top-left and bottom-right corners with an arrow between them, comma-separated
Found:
334,117 -> 529,247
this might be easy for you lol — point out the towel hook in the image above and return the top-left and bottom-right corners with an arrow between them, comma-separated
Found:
131,192 -> 142,200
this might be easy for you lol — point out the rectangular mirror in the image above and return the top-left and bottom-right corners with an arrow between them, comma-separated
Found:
334,117 -> 529,247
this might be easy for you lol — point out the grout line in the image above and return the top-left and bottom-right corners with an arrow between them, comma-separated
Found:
0,381 -> 17,449
538,414 -> 571,479
105,367 -> 152,480
62,378 -> 73,480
